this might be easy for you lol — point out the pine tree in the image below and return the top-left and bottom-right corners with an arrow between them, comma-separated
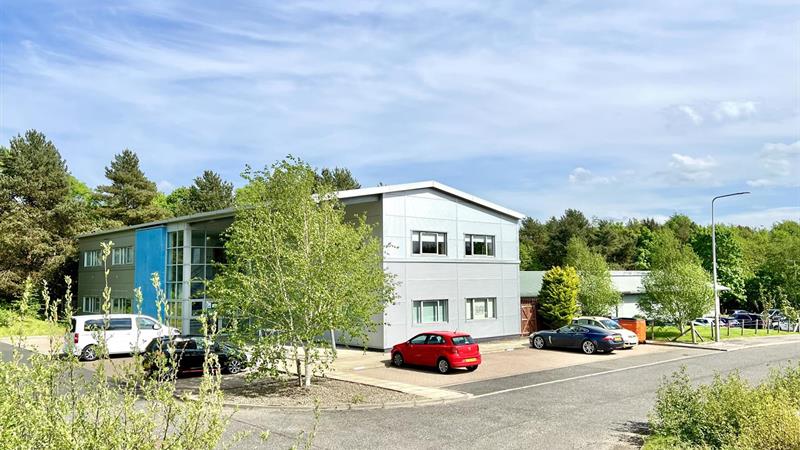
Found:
186,170 -> 234,214
95,149 -> 168,225
538,266 -> 580,329
315,167 -> 361,192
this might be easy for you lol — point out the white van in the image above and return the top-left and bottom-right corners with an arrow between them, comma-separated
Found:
68,314 -> 179,361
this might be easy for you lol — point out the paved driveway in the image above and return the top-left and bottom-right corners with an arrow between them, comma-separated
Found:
348,344 -> 678,389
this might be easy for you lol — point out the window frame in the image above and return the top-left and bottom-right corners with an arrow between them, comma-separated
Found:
411,231 -> 447,256
111,298 -> 132,314
111,246 -> 134,266
83,250 -> 101,268
82,296 -> 101,313
464,234 -> 496,257
412,299 -> 449,324
465,297 -> 497,321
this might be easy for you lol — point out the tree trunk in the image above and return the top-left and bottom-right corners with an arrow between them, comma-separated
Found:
303,348 -> 312,387
295,357 -> 302,387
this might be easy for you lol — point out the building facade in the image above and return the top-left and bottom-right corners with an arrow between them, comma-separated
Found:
76,182 -> 524,350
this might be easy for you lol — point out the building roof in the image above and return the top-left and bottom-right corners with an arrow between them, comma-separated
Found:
79,181 -> 524,239
519,270 -> 729,297
337,181 -> 526,220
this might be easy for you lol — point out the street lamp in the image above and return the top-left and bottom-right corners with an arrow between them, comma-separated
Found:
712,191 -> 750,342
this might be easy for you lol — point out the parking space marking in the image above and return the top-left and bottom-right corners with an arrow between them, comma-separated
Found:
471,352 -> 710,399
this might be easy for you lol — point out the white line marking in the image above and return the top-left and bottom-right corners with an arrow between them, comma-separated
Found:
472,353 -> 708,399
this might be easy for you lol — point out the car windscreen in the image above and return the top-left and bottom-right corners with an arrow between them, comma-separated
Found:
600,319 -> 622,329
451,335 -> 475,345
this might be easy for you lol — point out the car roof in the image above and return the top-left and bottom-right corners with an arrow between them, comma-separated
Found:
574,316 -> 613,321
73,314 -> 152,320
420,331 -> 472,337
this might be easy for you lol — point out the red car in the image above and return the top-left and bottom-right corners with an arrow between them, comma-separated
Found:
391,331 -> 481,374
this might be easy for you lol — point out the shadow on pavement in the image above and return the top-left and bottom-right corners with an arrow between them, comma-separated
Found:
614,420 -> 649,447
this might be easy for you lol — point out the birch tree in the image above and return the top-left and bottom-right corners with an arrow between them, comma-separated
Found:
209,158 -> 394,387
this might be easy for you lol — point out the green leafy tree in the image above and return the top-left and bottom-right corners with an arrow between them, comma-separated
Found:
566,238 -> 620,316
208,158 -> 395,387
542,209 -> 590,268
0,131 -> 84,303
315,167 -> 361,191
519,218 -> 549,270
538,266 -> 580,328
95,149 -> 169,225
164,186 -> 191,216
664,213 -> 698,246
690,226 -> 746,310
588,219 -> 638,270
639,229 -> 713,333
186,170 -> 234,213
761,221 -> 800,309
633,223 -> 656,270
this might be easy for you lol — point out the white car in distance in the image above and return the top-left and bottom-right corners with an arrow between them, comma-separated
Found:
68,314 -> 179,361
572,316 -> 639,348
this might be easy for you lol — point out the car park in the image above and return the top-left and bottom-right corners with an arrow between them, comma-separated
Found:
391,331 -> 481,374
68,314 -> 179,361
572,316 -> 638,348
142,335 -> 247,376
530,324 -> 624,354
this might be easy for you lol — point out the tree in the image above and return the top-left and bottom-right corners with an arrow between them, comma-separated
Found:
538,266 -> 580,329
519,217 -> 549,270
588,219 -> 638,270
542,209 -> 590,268
566,238 -> 620,316
761,221 -> 800,308
690,226 -> 746,310
186,170 -> 234,213
664,213 -> 698,246
639,230 -> 713,333
208,158 -> 395,387
0,131 -> 83,302
164,186 -> 192,216
95,149 -> 168,225
315,167 -> 361,191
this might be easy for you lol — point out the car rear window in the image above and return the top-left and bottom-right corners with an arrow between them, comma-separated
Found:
451,335 -> 475,345
83,318 -> 132,331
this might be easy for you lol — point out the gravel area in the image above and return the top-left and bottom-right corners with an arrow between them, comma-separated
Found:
177,373 -> 420,407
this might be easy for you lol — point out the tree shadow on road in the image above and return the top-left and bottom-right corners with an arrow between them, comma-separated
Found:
614,420 -> 649,447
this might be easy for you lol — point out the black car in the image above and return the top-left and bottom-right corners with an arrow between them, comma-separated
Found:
143,335 -> 247,376
729,313 -> 763,328
529,324 -> 624,354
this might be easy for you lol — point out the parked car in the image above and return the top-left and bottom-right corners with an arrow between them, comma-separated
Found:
719,317 -> 740,327
691,318 -> 715,327
729,313 -> 762,328
731,310 -> 752,315
572,316 -> 638,348
530,324 -> 624,354
68,314 -> 179,361
391,331 -> 481,374
142,335 -> 247,376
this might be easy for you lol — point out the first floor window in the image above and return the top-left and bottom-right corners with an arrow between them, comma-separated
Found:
111,298 -> 132,313
413,299 -> 448,323
83,250 -> 101,267
466,297 -> 497,320
412,231 -> 447,255
465,234 -> 495,256
112,246 -> 134,265
82,296 -> 101,313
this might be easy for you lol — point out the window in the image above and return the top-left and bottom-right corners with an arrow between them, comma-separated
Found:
413,299 -> 448,323
111,298 -> 132,314
409,334 -> 428,344
166,231 -> 184,300
465,234 -> 495,256
137,317 -> 158,330
111,246 -> 134,265
466,297 -> 496,320
108,318 -> 132,331
451,335 -> 475,345
427,335 -> 445,344
82,296 -> 100,313
411,231 -> 447,255
190,229 -> 226,300
83,250 -> 101,267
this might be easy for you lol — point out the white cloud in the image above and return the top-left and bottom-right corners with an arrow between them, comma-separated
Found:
157,180 -> 175,193
716,207 -> 800,228
746,140 -> 800,187
677,105 -> 704,125
568,167 -> 615,185
667,153 -> 718,183
713,100 -> 757,121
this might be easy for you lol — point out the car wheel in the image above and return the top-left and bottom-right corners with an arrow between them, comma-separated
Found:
81,344 -> 98,361
581,340 -> 596,355
437,358 -> 450,374
392,352 -> 404,367
227,359 -> 243,375
532,336 -> 545,349
466,365 -> 478,372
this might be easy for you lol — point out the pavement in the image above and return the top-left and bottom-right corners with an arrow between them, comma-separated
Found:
224,335 -> 800,449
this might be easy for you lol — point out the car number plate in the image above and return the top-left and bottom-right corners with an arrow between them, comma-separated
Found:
614,337 -> 622,342
464,358 -> 477,363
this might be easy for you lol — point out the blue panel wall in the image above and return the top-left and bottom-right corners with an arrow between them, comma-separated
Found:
134,226 -> 167,319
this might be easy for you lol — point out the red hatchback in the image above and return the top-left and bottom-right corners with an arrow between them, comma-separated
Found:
391,331 -> 481,374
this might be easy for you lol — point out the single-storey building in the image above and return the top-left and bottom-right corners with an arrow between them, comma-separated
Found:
76,181 -> 524,351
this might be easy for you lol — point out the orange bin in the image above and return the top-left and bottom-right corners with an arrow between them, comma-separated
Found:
616,318 -> 647,343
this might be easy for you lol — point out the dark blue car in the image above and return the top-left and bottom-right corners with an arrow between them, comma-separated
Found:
529,324 -> 624,354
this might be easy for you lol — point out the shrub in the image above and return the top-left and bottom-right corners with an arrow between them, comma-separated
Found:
0,307 -> 12,328
538,266 -> 580,329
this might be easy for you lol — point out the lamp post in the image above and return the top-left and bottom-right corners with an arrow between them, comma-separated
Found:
712,191 -> 750,342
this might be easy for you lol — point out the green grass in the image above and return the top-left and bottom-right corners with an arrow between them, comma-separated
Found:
641,435 -> 697,449
649,324 -> 792,343
0,316 -> 68,338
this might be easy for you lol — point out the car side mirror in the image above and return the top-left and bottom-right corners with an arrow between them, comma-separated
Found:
154,324 -> 162,330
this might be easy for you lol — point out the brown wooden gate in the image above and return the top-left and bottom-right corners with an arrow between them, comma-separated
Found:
520,297 -> 540,335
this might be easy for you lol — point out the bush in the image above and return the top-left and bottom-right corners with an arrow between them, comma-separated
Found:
0,307 -> 13,328
648,365 -> 800,449
538,266 -> 580,329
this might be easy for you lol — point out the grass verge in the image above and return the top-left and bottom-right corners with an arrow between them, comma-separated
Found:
0,316 -> 67,337
649,325 -> 794,343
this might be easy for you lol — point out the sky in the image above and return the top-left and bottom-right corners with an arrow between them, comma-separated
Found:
1,1 -> 798,227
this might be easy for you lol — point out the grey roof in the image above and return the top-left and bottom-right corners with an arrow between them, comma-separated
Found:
520,270 -> 729,296
520,271 -> 545,297
79,180 -> 524,239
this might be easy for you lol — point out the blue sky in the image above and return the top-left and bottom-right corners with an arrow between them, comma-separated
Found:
2,1 -> 798,226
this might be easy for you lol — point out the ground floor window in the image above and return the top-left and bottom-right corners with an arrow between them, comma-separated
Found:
82,296 -> 100,313
466,297 -> 496,320
413,299 -> 448,324
167,301 -> 183,331
111,298 -> 132,314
